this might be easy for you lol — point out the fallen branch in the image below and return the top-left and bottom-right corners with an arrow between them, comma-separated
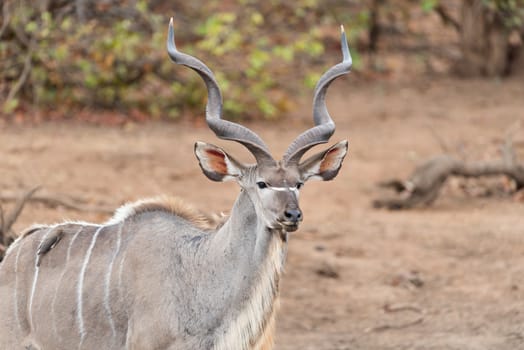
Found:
373,140 -> 524,210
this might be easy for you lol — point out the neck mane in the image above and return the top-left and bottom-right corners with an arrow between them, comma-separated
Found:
211,190 -> 288,350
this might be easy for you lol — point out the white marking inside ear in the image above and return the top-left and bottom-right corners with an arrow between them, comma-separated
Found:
301,163 -> 322,181
300,140 -> 348,181
195,142 -> 243,182
224,156 -> 241,180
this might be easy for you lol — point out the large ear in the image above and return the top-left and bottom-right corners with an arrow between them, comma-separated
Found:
194,141 -> 245,182
298,140 -> 348,181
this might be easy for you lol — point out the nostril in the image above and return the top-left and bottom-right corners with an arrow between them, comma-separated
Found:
284,209 -> 302,222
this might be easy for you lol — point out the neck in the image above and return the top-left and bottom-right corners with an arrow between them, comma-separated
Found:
208,190 -> 288,350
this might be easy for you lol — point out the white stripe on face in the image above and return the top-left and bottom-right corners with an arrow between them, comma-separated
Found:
267,185 -> 299,194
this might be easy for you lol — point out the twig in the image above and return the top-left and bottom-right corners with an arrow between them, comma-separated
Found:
0,186 -> 39,257
5,36 -> 34,107
365,303 -> 425,333
435,4 -> 461,32
425,124 -> 450,154
0,1 -> 11,38
0,243 -> 5,262
0,205 -> 4,236
384,303 -> 423,314
0,191 -> 114,214
365,316 -> 424,332
75,0 -> 87,22
2,186 -> 40,236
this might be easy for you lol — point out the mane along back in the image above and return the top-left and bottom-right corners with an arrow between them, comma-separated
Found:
106,195 -> 227,230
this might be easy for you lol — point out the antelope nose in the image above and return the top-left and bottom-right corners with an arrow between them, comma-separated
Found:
284,209 -> 302,223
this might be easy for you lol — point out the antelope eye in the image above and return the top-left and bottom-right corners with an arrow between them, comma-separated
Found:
256,181 -> 268,189
296,182 -> 304,190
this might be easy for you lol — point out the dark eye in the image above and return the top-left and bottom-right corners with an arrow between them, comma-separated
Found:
257,181 -> 268,189
296,182 -> 304,190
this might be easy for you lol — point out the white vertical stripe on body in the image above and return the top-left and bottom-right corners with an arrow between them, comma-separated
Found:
117,249 -> 128,322
77,225 -> 104,348
104,222 -> 124,337
28,228 -> 53,331
13,238 -> 27,332
52,226 -> 84,340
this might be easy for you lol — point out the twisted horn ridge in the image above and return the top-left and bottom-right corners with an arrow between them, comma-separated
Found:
167,18 -> 275,165
283,25 -> 352,165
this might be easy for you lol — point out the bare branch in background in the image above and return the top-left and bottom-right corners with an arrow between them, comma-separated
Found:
4,37 -> 34,105
75,0 -> 86,22
373,137 -> 524,210
0,1 -> 11,38
435,4 -> 461,32
1,186 -> 40,237
0,190 -> 114,214
0,186 -> 40,259
0,186 -> 115,261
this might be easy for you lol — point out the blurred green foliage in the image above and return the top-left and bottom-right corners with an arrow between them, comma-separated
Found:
0,0 -> 367,120
422,0 -> 524,27
1,1 -> 171,117
1,0 -> 523,119
483,0 -> 524,28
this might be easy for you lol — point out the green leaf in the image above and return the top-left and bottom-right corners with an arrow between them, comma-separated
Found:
257,98 -> 276,118
273,46 -> 294,62
250,12 -> 264,25
249,50 -> 270,70
25,21 -> 37,33
2,99 -> 19,114
421,0 -> 439,13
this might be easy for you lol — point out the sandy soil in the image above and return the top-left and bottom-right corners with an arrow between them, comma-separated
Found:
1,77 -> 524,349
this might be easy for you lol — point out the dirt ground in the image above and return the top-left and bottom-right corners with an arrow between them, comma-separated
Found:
1,76 -> 524,349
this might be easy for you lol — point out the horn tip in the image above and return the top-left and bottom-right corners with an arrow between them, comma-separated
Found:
167,17 -> 177,53
340,25 -> 351,64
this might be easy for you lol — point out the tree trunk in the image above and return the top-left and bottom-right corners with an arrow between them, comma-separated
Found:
458,0 -> 511,77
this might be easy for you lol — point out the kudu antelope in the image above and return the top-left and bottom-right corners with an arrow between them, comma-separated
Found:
0,19 -> 351,349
